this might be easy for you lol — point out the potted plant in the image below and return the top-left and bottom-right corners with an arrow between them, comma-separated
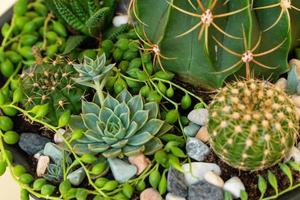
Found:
1,0 -> 300,200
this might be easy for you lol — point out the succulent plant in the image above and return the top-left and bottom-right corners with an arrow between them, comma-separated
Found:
45,0 -> 120,38
21,61 -> 86,126
207,79 -> 299,171
132,0 -> 300,89
69,89 -> 172,158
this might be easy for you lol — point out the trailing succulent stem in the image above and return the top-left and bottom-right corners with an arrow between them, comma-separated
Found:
132,0 -> 300,89
208,79 -> 299,171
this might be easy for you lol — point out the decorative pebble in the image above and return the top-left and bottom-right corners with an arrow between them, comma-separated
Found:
166,193 -> 186,200
54,128 -> 66,144
287,59 -> 300,94
275,78 -> 287,91
43,142 -> 64,163
223,177 -> 246,199
34,151 -> 43,160
187,109 -> 209,126
183,123 -> 201,137
18,133 -> 51,155
292,95 -> 300,108
188,180 -> 223,200
296,108 -> 300,120
140,188 -> 162,200
167,167 -> 188,198
128,154 -> 151,175
297,142 -> 300,150
36,156 -> 50,177
195,126 -> 210,143
204,171 -> 224,188
108,158 -> 137,183
182,162 -> 221,186
289,146 -> 300,164
67,167 -> 86,186
113,15 -> 129,27
186,138 -> 210,161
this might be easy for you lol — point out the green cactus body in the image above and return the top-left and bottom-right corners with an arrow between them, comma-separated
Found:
21,62 -> 85,126
208,79 -> 299,170
133,0 -> 300,89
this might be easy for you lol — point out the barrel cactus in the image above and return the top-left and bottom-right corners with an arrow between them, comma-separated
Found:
207,79 -> 299,170
21,61 -> 85,126
69,89 -> 171,158
132,0 -> 300,89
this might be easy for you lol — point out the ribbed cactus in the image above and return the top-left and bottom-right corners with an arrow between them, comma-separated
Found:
207,79 -> 299,170
21,61 -> 86,126
132,0 -> 300,89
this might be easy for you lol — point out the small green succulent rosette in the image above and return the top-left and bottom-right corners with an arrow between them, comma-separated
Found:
69,90 -> 172,158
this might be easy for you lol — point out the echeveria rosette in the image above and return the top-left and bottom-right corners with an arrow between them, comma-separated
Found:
69,90 -> 172,158
73,54 -> 115,88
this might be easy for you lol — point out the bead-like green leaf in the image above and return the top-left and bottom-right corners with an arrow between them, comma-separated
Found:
288,161 -> 300,172
224,191 -> 233,200
240,190 -> 248,200
279,163 -> 293,187
258,175 -> 267,198
267,171 -> 278,195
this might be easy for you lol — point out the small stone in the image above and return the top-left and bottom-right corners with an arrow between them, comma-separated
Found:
186,137 -> 210,161
166,193 -> 186,200
182,162 -> 221,185
296,108 -> 300,120
167,168 -> 188,198
196,126 -> 210,143
113,15 -> 129,27
18,133 -> 51,155
187,109 -> 208,126
36,156 -> 50,177
53,128 -> 65,144
128,154 -> 151,175
223,177 -> 246,199
204,171 -> 224,188
292,95 -> 300,108
108,158 -> 137,183
275,78 -> 287,91
297,142 -> 300,150
67,167 -> 86,186
183,123 -> 201,137
140,188 -> 162,200
43,143 -> 64,163
289,146 -> 300,164
188,180 -> 223,200
33,151 -> 43,160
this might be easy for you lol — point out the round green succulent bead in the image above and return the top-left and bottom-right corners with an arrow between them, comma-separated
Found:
208,79 -> 299,171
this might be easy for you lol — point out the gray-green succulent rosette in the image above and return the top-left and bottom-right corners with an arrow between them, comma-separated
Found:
69,89 -> 172,158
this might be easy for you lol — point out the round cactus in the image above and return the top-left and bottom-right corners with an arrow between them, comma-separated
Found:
208,79 -> 299,171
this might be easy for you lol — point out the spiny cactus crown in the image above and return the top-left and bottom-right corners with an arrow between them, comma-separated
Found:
21,60 -> 86,125
208,79 -> 299,171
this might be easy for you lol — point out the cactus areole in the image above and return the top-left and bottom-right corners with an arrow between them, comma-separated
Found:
208,79 -> 299,171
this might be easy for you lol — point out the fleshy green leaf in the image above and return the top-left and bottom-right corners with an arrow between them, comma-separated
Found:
128,132 -> 153,146
103,95 -> 119,110
120,112 -> 130,129
123,145 -> 145,157
114,102 -> 130,117
88,143 -> 109,153
99,107 -> 114,123
132,110 -> 149,128
127,95 -> 143,114
82,101 -> 100,115
69,115 -> 86,131
82,113 -> 99,132
267,171 -> 278,195
288,161 -> 300,172
136,119 -> 164,136
102,148 -> 122,158
85,130 -> 103,142
279,163 -> 293,187
144,138 -> 163,155
224,191 -> 233,200
111,139 -> 128,148
240,190 -> 248,200
116,89 -> 132,102
144,102 -> 159,119
157,122 -> 173,136
258,175 -> 267,198
73,143 -> 92,155
126,121 -> 139,138
102,136 -> 118,145
63,35 -> 87,54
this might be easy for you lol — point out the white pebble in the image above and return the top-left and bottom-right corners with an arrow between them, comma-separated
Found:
36,156 -> 50,177
54,128 -> 66,144
288,146 -> 300,164
182,162 -> 221,186
188,109 -> 209,126
204,171 -> 224,188
166,193 -> 186,200
196,126 -> 210,143
140,188 -> 162,200
128,154 -> 151,175
223,177 -> 245,199
292,95 -> 300,108
113,15 -> 129,27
